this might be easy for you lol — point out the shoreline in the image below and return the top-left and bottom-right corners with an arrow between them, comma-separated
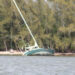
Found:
54,53 -> 75,56
0,51 -> 23,56
0,51 -> 75,56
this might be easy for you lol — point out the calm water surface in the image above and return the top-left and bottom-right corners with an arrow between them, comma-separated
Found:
0,56 -> 75,75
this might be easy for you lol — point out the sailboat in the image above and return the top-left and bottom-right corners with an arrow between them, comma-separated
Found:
13,0 -> 55,56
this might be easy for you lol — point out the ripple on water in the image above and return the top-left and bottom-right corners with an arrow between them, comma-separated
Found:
0,56 -> 75,75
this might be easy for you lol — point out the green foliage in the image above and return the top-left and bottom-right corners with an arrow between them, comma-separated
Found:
0,0 -> 75,52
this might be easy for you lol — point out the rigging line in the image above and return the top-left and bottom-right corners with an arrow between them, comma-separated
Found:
12,0 -> 39,48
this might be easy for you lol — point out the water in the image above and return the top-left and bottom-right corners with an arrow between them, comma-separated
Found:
0,56 -> 75,75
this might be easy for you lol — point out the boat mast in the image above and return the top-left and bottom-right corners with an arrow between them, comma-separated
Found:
12,0 -> 39,48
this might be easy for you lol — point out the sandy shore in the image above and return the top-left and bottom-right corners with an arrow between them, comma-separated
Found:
0,51 -> 23,56
0,51 -> 75,56
54,53 -> 75,56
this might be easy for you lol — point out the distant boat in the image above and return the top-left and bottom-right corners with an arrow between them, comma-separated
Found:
13,0 -> 55,56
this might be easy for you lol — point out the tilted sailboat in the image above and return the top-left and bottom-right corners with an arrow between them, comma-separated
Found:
13,0 -> 55,56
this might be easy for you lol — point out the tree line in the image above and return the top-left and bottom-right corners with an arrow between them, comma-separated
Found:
0,0 -> 75,52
